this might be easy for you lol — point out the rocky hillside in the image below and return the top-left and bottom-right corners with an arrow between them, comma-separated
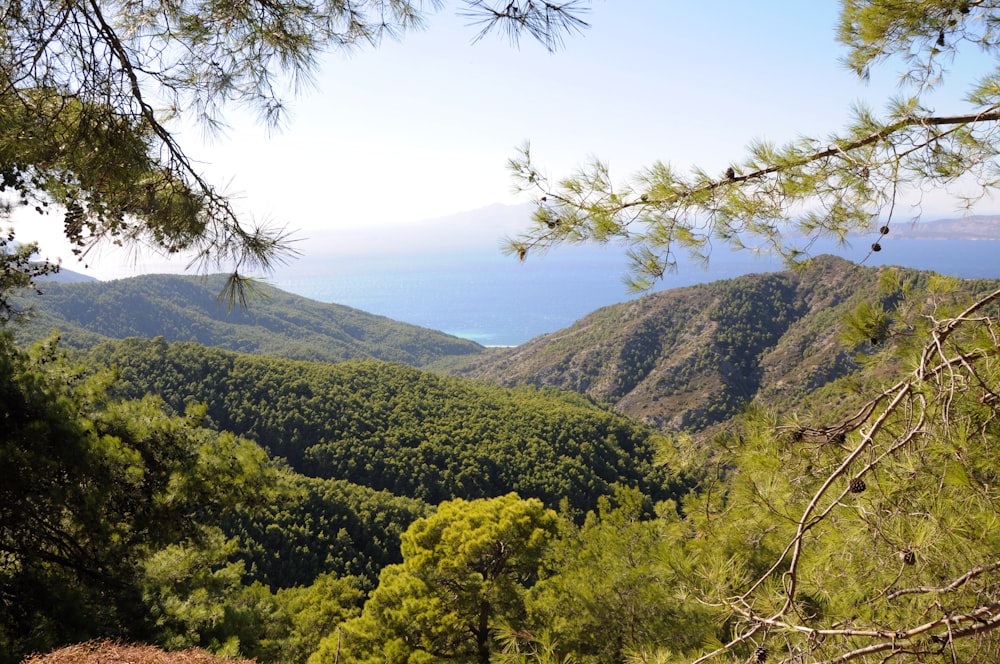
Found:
456,255 -> 966,431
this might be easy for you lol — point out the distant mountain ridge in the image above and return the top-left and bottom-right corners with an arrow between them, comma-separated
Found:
38,266 -> 97,283
13,273 -> 484,366
894,214 -> 1000,239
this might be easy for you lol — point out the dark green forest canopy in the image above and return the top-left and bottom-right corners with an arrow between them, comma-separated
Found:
12,273 -> 483,366
88,337 -> 681,514
227,473 -> 429,590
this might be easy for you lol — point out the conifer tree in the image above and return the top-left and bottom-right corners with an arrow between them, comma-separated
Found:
0,332 -> 277,660
322,494 -> 559,664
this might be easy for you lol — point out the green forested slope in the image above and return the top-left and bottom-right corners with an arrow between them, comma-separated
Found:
457,256 -> 1000,431
0,333 -> 280,660
88,337 -> 679,514
13,273 -> 483,366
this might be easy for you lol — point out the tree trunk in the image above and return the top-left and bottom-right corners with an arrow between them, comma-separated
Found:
476,599 -> 491,664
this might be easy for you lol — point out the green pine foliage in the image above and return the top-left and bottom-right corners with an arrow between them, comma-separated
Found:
658,280 -> 1000,662
272,573 -> 366,664
323,494 -> 560,664
0,331 -> 278,661
521,488 -> 714,663
227,474 -> 429,589
8,260 -> 1000,663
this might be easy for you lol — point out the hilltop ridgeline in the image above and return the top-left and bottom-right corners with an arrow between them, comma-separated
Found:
14,273 -> 484,367
18,256 -> 1000,435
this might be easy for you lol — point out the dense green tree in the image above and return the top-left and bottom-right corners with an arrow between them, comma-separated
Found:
273,573 -> 367,664
227,473 -> 429,589
520,488 -> 713,664
0,331 -> 277,661
322,494 -> 559,664
140,529 -> 371,662
140,529 -> 283,658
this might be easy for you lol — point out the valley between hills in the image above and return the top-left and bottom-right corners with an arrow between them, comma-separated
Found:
18,254 -> 996,434
7,253 -> 1000,662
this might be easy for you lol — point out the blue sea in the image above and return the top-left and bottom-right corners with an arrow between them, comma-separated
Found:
271,239 -> 1000,347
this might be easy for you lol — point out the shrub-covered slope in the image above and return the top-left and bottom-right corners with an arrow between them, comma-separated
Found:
14,273 -> 483,366
455,255 -> 998,431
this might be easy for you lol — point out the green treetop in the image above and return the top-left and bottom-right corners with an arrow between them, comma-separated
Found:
319,493 -> 559,664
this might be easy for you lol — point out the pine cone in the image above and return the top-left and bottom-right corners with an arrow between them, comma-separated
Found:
753,645 -> 768,663
849,477 -> 866,493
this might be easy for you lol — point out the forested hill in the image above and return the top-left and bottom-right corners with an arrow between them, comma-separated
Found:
89,337 -> 678,515
13,273 -> 483,367
455,255 -> 1000,431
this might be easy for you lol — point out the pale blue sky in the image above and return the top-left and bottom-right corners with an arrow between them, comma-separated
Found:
15,1 -> 998,278
205,1 -> 866,228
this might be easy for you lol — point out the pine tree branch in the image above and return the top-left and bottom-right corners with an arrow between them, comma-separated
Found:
813,605 -> 1000,664
509,105 -> 1000,288
631,109 -> 1000,214
83,0 -> 242,234
919,286 -> 1000,379
702,286 -> 1000,663
724,601 -> 1000,663
460,1 -> 589,51
887,559 -> 1000,601
738,381 -> 912,605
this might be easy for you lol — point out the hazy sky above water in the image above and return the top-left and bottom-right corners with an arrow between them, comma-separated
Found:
12,1 -> 999,280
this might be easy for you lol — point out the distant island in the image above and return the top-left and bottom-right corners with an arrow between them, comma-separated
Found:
892,214 -> 1000,240
39,267 -> 98,283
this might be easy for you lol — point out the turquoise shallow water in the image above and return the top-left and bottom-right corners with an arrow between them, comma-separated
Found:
271,239 -> 1000,347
